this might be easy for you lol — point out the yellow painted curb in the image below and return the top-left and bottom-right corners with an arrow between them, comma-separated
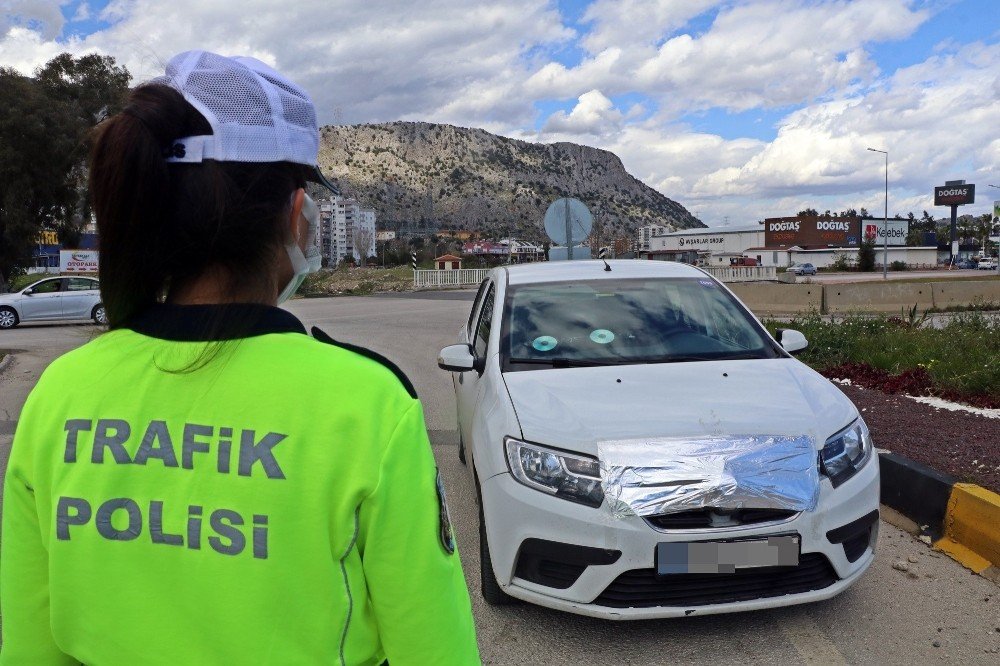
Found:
933,483 -> 1000,573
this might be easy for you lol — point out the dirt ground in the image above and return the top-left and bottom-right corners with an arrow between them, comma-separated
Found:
838,384 -> 999,492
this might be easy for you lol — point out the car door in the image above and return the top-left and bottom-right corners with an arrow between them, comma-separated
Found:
456,280 -> 496,449
61,277 -> 99,318
19,278 -> 64,320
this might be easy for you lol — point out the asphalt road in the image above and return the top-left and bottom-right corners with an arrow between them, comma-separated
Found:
1,295 -> 998,665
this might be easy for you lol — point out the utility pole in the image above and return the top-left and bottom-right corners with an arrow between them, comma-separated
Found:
990,184 -> 1000,275
867,148 -> 889,279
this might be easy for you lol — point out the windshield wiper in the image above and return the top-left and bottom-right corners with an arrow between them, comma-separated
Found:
507,357 -> 629,368
647,352 -> 769,364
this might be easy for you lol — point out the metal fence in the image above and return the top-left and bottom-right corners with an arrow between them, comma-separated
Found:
413,268 -> 490,288
702,266 -> 777,282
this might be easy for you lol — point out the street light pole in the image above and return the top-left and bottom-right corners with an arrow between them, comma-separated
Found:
989,184 -> 999,275
867,148 -> 889,279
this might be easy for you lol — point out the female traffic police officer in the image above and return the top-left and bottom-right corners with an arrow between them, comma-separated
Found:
0,51 -> 479,665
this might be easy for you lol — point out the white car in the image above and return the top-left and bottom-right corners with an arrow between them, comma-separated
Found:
977,258 -> 998,270
438,260 -> 879,619
0,276 -> 105,329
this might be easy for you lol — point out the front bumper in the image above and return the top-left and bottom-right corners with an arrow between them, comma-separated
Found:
480,454 -> 879,619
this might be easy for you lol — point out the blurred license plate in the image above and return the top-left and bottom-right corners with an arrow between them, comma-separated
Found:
656,535 -> 800,575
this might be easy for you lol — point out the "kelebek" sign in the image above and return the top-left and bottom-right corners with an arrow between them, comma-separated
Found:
861,219 -> 908,246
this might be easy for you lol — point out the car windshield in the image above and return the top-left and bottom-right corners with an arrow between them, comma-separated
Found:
503,278 -> 780,370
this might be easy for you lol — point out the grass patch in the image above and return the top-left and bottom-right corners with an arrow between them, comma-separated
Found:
765,310 -> 1000,406
8,273 -> 48,292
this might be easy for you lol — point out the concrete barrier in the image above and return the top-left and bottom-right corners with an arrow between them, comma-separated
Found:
825,282 -> 934,314
931,280 -> 1000,310
727,283 -> 823,315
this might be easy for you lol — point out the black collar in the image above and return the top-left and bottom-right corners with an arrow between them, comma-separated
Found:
125,303 -> 307,342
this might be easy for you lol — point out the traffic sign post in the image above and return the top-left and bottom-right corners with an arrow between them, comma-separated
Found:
543,198 -> 593,261
410,251 -> 417,271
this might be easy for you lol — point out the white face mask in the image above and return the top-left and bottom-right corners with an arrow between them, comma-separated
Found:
277,192 -> 322,304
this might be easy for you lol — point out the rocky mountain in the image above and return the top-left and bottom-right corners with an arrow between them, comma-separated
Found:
317,122 -> 703,240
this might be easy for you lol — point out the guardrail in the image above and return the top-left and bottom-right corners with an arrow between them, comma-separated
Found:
413,268 -> 490,288
702,266 -> 777,282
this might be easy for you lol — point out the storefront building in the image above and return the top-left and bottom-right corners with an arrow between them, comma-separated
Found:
647,216 -> 937,269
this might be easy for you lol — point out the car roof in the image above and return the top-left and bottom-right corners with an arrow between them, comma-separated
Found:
502,260 -> 707,285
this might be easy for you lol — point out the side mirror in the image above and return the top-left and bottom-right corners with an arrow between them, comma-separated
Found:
438,344 -> 476,372
777,328 -> 808,355
23,288 -> 33,296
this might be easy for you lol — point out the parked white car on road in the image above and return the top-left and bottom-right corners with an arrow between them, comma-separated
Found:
439,260 -> 879,619
976,258 -> 998,270
0,276 -> 105,329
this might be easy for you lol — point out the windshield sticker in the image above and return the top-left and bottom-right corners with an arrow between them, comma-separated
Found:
698,279 -> 716,288
532,335 -> 558,352
590,329 -> 615,344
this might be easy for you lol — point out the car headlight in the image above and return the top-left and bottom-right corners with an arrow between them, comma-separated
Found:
504,437 -> 604,507
820,418 -> 873,487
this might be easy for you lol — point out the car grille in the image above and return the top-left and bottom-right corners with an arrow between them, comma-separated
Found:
593,553 -> 838,608
645,508 -> 798,530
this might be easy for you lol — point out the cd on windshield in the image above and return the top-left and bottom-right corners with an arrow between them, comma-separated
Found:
590,329 -> 615,344
532,335 -> 558,352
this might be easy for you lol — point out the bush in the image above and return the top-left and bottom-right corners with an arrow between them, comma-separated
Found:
10,273 -> 43,292
890,261 -> 907,271
765,311 -> 1000,404
830,253 -> 853,271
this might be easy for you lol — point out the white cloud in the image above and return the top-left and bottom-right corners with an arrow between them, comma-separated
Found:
532,41 -> 1000,225
0,0 -> 996,226
1,0 -> 65,39
0,0 -> 572,126
579,0 -> 723,53
529,0 -> 929,112
542,89 -> 623,135
71,2 -> 90,22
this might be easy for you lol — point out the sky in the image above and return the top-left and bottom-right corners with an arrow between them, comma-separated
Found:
2,0 -> 999,226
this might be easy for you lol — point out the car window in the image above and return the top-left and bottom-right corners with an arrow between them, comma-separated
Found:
29,279 -> 61,294
473,283 -> 496,359
65,278 -> 98,292
504,278 -> 778,369
467,279 -> 489,337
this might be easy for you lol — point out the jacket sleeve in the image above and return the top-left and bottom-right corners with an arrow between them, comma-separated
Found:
0,427 -> 76,665
358,401 -> 480,666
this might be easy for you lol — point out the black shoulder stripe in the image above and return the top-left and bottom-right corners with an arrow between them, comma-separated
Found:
311,326 -> 418,399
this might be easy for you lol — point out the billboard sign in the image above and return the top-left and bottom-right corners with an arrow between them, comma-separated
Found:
60,250 -> 99,274
861,218 -> 908,246
934,184 -> 975,206
677,235 -> 726,248
764,217 -> 861,248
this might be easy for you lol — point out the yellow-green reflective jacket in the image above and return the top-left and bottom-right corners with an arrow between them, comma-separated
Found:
1,304 -> 480,666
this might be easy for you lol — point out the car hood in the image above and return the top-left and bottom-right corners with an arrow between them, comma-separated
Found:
502,359 -> 857,456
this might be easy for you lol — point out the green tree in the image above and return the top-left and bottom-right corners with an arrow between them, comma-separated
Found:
857,237 -> 877,271
0,54 -> 130,288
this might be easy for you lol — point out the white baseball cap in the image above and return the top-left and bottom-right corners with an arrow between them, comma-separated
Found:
154,49 -> 337,192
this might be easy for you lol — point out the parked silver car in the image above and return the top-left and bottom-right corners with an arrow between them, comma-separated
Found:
0,276 -> 105,329
790,263 -> 818,276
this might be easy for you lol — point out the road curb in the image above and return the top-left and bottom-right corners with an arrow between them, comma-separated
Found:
0,353 -> 14,375
878,451 -> 1000,578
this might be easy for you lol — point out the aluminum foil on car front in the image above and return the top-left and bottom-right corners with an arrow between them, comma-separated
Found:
598,435 -> 819,519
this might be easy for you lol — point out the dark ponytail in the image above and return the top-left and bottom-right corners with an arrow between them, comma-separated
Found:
89,84 -> 308,329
